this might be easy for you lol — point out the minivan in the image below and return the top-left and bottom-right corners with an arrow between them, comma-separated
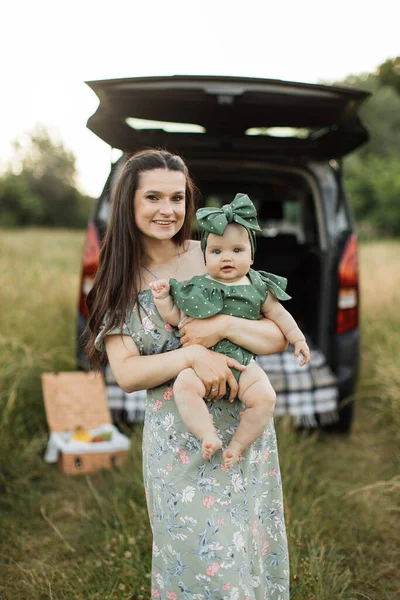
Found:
77,75 -> 370,433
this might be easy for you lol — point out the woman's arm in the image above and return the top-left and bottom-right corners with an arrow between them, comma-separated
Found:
225,314 -> 288,354
179,314 -> 288,355
104,334 -> 245,400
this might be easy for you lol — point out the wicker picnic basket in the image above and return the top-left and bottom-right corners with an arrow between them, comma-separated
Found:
41,371 -> 129,475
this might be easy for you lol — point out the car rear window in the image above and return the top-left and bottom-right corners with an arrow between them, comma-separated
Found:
200,177 -> 318,246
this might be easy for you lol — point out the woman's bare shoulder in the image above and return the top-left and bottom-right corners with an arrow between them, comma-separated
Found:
181,239 -> 207,276
184,239 -> 202,252
182,239 -> 203,260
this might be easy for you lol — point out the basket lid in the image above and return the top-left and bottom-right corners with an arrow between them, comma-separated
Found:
41,372 -> 111,433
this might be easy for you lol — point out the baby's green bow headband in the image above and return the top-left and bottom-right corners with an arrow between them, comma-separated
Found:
196,193 -> 261,257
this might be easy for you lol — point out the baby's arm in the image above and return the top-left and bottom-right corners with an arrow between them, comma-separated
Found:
149,279 -> 182,326
261,292 -> 311,366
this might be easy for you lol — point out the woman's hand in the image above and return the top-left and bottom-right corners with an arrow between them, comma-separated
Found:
186,345 -> 245,401
179,315 -> 229,348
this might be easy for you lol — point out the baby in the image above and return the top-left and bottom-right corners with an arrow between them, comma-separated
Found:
149,194 -> 310,469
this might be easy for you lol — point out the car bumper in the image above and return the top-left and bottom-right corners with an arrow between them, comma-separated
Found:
334,328 -> 360,398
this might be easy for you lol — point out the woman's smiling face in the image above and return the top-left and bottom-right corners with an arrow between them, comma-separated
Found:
133,169 -> 186,242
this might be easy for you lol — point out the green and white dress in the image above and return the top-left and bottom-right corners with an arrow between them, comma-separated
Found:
170,269 -> 291,385
96,283 -> 290,599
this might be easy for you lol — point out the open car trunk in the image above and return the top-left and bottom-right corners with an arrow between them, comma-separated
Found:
194,162 -> 322,345
83,74 -> 368,429
86,74 -> 370,160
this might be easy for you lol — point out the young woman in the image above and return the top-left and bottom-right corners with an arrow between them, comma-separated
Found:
86,149 -> 290,599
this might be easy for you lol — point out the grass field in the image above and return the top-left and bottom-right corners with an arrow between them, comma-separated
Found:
0,229 -> 399,600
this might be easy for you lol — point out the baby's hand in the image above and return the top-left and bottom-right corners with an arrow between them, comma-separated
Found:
148,279 -> 170,299
294,340 -> 311,367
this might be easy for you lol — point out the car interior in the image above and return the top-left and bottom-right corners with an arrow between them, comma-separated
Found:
197,169 -> 321,343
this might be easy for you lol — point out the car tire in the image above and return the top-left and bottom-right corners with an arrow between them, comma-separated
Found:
322,397 -> 354,435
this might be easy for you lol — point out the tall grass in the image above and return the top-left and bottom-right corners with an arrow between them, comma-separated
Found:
359,240 -> 400,446
0,230 -> 399,600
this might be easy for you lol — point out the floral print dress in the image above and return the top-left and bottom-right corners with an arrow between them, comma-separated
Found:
96,290 -> 290,600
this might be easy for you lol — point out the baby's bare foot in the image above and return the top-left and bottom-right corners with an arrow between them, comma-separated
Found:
223,441 -> 243,469
202,435 -> 222,460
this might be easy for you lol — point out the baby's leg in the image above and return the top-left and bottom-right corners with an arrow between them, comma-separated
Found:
173,368 -> 222,460
223,363 -> 276,469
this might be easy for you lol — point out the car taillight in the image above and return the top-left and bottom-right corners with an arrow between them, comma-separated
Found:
336,234 -> 359,335
79,222 -> 101,318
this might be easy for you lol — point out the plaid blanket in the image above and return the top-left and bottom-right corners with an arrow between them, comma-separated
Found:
104,345 -> 338,428
256,346 -> 338,426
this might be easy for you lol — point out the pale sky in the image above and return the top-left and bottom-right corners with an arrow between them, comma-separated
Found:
1,0 -> 399,197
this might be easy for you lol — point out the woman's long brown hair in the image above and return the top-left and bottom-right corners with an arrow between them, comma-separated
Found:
85,149 -> 197,369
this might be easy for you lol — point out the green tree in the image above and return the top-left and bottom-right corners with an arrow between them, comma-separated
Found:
0,173 -> 43,226
13,125 -> 77,187
336,60 -> 400,237
339,72 -> 400,158
344,155 -> 400,236
0,126 -> 93,228
377,56 -> 400,95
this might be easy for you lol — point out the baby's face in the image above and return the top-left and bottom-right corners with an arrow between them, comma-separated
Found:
205,223 -> 253,283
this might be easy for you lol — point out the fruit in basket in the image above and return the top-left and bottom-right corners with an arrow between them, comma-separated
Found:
91,432 -> 112,443
72,426 -> 91,443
